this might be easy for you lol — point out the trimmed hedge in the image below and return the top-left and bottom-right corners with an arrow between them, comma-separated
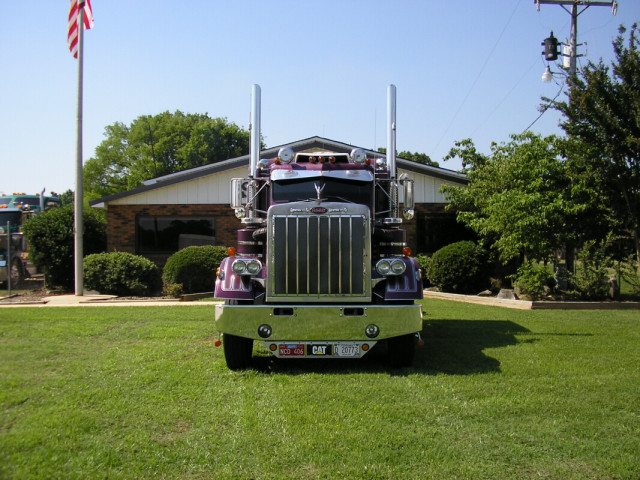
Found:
162,246 -> 228,294
84,252 -> 159,296
426,241 -> 489,294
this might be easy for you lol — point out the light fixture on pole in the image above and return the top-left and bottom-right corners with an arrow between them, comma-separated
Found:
541,66 -> 553,83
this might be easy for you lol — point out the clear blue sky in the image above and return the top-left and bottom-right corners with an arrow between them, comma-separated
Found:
1,0 -> 638,195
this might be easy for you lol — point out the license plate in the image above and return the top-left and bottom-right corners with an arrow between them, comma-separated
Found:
278,344 -> 305,357
307,344 -> 333,356
334,344 -> 360,357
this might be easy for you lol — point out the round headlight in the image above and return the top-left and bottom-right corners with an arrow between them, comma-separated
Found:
390,259 -> 406,275
231,259 -> 247,275
376,260 -> 391,276
278,147 -> 295,163
246,259 -> 262,275
350,148 -> 366,164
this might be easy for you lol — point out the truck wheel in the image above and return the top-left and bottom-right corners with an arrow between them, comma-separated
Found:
223,334 -> 253,370
387,334 -> 416,368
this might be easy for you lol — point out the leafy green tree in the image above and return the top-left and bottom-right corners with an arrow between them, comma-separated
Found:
22,205 -> 107,289
376,148 -> 439,167
442,132 -> 581,265
84,111 -> 253,199
50,189 -> 74,207
548,24 -> 640,274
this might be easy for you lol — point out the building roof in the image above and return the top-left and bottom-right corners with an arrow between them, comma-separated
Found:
90,136 -> 466,208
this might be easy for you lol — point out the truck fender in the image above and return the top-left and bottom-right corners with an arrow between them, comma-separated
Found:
384,257 -> 424,300
214,256 -> 255,300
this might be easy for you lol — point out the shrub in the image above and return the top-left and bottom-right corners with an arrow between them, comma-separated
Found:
162,246 -> 227,294
22,205 -> 106,290
84,252 -> 159,296
163,283 -> 183,298
415,254 -> 431,287
570,241 -> 611,300
513,261 -> 556,300
426,241 -> 489,294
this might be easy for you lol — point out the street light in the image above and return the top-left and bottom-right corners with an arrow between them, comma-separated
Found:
541,66 -> 553,83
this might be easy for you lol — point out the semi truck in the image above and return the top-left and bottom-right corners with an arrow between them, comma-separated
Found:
214,85 -> 423,369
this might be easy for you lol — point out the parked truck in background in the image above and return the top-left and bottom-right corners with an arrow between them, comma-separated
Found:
214,85 -> 423,369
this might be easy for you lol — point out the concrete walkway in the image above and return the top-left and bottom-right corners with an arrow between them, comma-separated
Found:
0,294 -> 219,308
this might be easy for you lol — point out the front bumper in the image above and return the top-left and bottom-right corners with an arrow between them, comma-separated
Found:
214,303 -> 423,341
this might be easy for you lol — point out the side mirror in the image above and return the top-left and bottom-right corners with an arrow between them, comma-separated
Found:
230,178 -> 246,209
402,177 -> 414,220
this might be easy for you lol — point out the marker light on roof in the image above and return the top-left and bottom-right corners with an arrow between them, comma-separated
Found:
278,147 -> 294,163
350,148 -> 366,164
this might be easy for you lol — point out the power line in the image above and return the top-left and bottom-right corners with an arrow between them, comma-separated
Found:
522,80 -> 565,132
431,0 -> 524,155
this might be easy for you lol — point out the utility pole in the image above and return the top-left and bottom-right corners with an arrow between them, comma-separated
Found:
536,0 -> 618,77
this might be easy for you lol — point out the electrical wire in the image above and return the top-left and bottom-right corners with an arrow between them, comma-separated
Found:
521,80 -> 565,132
431,0 -> 524,155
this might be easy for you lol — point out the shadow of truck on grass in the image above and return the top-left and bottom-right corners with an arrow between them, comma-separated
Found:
416,319 -> 531,375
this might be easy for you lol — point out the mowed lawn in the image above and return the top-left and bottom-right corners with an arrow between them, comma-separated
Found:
0,301 -> 638,480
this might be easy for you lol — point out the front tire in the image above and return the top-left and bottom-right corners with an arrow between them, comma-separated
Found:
387,334 -> 416,368
223,333 -> 253,370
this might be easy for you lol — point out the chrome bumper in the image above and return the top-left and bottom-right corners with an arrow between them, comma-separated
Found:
214,303 -> 423,341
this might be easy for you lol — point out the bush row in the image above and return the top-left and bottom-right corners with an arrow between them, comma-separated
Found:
83,246 -> 228,297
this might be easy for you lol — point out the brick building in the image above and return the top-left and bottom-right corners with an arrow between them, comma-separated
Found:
90,137 -> 469,266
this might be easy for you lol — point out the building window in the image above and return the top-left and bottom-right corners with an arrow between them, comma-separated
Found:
136,215 -> 216,254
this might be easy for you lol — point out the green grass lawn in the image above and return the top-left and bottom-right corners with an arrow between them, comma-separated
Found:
1,301 -> 638,479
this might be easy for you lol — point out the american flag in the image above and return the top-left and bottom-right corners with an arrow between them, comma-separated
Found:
68,0 -> 94,59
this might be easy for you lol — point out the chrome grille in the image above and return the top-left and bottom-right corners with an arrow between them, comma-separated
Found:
267,204 -> 370,302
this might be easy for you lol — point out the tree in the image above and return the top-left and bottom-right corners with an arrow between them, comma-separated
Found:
548,24 -> 640,274
84,111 -> 253,199
442,132 -> 581,265
22,205 -> 107,289
50,189 -> 74,207
376,148 -> 439,167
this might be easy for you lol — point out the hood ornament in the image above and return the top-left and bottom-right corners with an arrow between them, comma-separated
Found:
314,182 -> 325,203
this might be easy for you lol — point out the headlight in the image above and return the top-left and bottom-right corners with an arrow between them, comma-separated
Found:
231,258 -> 262,276
231,260 -> 247,275
245,259 -> 262,275
390,260 -> 406,275
278,147 -> 295,163
350,148 -> 366,164
376,259 -> 391,275
376,258 -> 406,276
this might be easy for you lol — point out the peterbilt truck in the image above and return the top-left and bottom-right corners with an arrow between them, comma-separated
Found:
214,85 -> 423,369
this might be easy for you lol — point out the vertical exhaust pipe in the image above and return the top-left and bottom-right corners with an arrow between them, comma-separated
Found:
386,84 -> 396,179
387,85 -> 400,221
250,84 -> 261,179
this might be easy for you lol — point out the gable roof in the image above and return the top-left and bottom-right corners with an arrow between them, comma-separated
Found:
90,136 -> 466,208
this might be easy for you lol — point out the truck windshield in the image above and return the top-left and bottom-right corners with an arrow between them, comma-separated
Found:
0,212 -> 22,225
272,177 -> 372,205
0,198 -> 10,205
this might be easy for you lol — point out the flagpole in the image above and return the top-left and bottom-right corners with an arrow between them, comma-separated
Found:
74,2 -> 85,296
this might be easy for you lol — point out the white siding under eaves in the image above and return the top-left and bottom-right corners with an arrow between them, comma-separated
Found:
106,165 -> 463,206
108,166 -> 247,206
397,168 -> 458,204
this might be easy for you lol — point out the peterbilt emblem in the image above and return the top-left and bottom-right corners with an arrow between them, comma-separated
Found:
310,206 -> 328,214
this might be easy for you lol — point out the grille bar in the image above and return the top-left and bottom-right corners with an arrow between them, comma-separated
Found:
270,213 -> 369,300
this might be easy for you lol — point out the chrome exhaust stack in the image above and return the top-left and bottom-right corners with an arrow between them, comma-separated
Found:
386,84 -> 401,223
244,84 -> 261,223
